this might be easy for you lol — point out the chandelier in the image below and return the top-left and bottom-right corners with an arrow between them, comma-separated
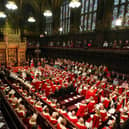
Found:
6,1 -> 18,10
69,0 -> 81,8
43,10 -> 52,17
0,11 -> 7,18
27,17 -> 36,23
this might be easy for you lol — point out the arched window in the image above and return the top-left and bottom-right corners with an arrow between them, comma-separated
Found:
60,1 -> 71,34
80,0 -> 98,32
112,0 -> 129,28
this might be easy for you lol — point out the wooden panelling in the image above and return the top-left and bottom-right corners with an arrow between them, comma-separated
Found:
0,42 -> 26,66
0,49 -> 6,64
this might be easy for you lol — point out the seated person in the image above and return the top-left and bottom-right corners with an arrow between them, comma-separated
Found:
68,110 -> 78,123
49,112 -> 59,125
10,96 -> 18,108
123,40 -> 129,48
50,99 -> 57,108
40,92 -> 47,101
99,104 -> 108,122
118,40 -> 123,48
56,103 -> 61,112
113,78 -> 119,86
29,95 -> 36,105
42,106 -> 50,120
35,101 -> 43,112
60,105 -> 68,117
87,97 -> 95,114
76,100 -> 87,117
92,109 -> 102,129
57,118 -> 68,129
120,112 -> 129,124
29,113 -> 38,128
76,117 -> 87,129
46,98 -> 52,105
103,41 -> 108,48
8,92 -> 15,103
16,104 -> 26,118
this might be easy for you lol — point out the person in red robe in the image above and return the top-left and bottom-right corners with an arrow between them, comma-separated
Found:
92,109 -> 101,129
35,101 -> 43,112
57,118 -> 68,129
10,96 -> 18,108
60,105 -> 68,117
87,97 -> 95,114
103,97 -> 110,109
49,112 -> 59,125
81,86 -> 88,97
30,59 -> 34,67
16,104 -> 26,118
42,106 -> 50,120
86,88 -> 96,99
68,110 -> 78,123
120,112 -> 129,124
29,113 -> 38,128
100,104 -> 108,122
116,99 -> 123,112
76,117 -> 87,129
76,100 -> 88,117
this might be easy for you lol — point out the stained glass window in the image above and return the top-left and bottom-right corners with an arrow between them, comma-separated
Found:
112,0 -> 129,28
84,14 -> 88,30
45,17 -> 53,35
85,0 -> 89,13
119,5 -> 125,18
125,4 -> 129,26
112,7 -> 118,28
80,0 -> 98,32
114,0 -> 119,5
121,0 -> 125,3
92,12 -> 96,30
94,0 -> 98,11
80,16 -> 84,31
60,1 -> 71,34
89,0 -> 93,12
81,0 -> 85,13
88,14 -> 92,30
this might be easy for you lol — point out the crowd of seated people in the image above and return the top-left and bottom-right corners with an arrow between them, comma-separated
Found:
1,57 -> 129,129
103,40 -> 129,49
50,58 -> 129,128
0,78 -> 74,129
48,40 -> 94,48
26,38 -> 129,49
0,81 -> 40,129
45,39 -> 129,49
0,67 -> 79,129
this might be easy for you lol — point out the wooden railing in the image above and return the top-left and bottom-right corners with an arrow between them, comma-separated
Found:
0,91 -> 28,129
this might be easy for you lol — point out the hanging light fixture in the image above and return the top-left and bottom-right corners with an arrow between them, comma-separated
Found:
43,10 -> 52,17
27,16 -> 36,23
0,11 -> 7,18
69,0 -> 81,8
6,1 -> 18,10
59,27 -> 63,32
115,18 -> 122,26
